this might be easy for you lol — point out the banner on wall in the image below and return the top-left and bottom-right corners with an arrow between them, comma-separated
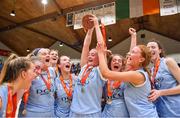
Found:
84,7 -> 93,16
103,2 -> 116,26
160,0 -> 178,16
93,5 -> 104,22
68,0 -> 180,29
177,0 -> 180,13
66,12 -> 74,26
69,2 -> 116,30
74,9 -> 84,29
0,49 -> 10,56
74,8 -> 93,29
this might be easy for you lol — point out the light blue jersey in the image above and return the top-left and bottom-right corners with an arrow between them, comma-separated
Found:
124,69 -> 158,117
19,67 -> 56,117
0,85 -> 8,117
153,58 -> 180,117
54,74 -> 77,117
102,83 -> 129,117
70,65 -> 105,116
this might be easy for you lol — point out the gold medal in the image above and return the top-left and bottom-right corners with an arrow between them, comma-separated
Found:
68,100 -> 72,104
22,109 -> 26,116
106,97 -> 112,104
68,97 -> 72,104
81,87 -> 85,93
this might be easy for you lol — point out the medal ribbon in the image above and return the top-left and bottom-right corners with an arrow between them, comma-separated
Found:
41,70 -> 51,91
59,74 -> 73,98
55,65 -> 59,77
23,89 -> 29,107
151,58 -> 160,88
81,65 -> 93,86
6,85 -> 17,117
107,80 -> 121,97
101,23 -> 107,47
21,89 -> 30,115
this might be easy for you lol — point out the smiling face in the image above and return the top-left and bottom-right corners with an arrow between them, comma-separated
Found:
2,56 -> 39,90
59,56 -> 71,73
37,48 -> 50,69
109,55 -> 124,72
87,49 -> 99,67
126,46 -> 145,70
32,59 -> 43,76
147,42 -> 161,63
22,63 -> 37,89
50,50 -> 58,66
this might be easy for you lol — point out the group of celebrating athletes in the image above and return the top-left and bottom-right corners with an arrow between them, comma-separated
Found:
0,15 -> 180,118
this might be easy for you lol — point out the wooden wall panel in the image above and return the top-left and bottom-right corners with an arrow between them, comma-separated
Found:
0,28 -> 55,55
26,17 -> 79,44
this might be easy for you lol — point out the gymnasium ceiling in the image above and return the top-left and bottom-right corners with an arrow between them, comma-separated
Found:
0,0 -> 180,56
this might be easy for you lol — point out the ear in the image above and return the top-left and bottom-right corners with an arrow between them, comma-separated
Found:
139,57 -> 145,63
20,70 -> 27,79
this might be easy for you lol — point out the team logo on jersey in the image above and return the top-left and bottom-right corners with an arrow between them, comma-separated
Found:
60,96 -> 71,104
76,79 -> 90,86
36,84 -> 55,95
155,77 -> 163,89
112,88 -> 124,99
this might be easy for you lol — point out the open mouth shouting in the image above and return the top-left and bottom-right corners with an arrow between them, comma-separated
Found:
52,57 -> 57,61
63,63 -> 71,72
112,64 -> 121,71
45,58 -> 50,63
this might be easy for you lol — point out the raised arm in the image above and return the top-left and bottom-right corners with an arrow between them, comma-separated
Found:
129,28 -> 137,52
80,28 -> 94,67
96,43 -> 145,85
89,16 -> 104,45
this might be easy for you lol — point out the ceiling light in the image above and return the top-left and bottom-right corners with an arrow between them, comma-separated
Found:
10,10 -> 16,16
59,42 -> 63,47
26,48 -> 30,52
41,0 -> 48,5
108,37 -> 112,42
10,0 -> 16,17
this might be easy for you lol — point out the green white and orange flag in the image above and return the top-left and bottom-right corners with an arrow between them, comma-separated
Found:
116,0 -> 160,20
116,0 -> 180,20
143,0 -> 160,16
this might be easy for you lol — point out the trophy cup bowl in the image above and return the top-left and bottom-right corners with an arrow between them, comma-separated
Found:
82,14 -> 94,30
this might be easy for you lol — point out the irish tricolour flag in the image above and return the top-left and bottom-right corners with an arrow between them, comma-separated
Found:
116,0 -> 180,20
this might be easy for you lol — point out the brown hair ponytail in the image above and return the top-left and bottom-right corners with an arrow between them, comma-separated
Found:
143,67 -> 153,89
0,53 -> 32,84
0,54 -> 18,84
138,45 -> 153,89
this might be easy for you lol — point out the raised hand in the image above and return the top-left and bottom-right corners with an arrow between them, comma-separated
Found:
129,28 -> 136,35
89,15 -> 99,27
